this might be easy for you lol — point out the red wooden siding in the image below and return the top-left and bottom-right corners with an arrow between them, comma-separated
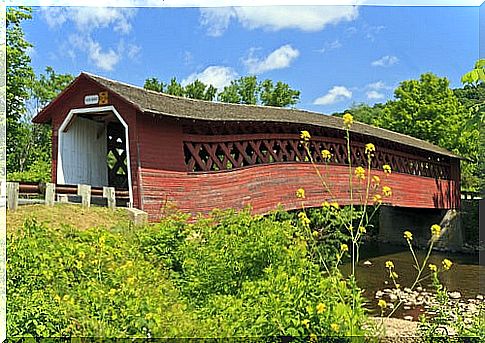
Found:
140,163 -> 458,221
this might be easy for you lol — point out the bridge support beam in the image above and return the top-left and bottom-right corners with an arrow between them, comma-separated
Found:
379,206 -> 463,251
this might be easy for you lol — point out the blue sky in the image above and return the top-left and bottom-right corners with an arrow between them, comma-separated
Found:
22,4 -> 481,114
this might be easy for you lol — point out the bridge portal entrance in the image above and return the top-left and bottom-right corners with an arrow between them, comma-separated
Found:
56,106 -> 133,205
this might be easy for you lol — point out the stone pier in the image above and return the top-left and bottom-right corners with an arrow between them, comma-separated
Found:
379,206 -> 463,251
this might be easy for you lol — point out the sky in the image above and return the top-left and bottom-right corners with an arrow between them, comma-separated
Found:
20,3 -> 482,114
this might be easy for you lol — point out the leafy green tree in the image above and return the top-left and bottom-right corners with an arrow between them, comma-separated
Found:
332,103 -> 385,125
459,60 -> 485,195
9,67 -> 74,181
184,80 -> 217,101
218,76 -> 259,105
373,73 -> 479,190
6,6 -> 34,173
146,75 -> 300,107
260,80 -> 300,107
144,77 -> 164,92
165,77 -> 185,97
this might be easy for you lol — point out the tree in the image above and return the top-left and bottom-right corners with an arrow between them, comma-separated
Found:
6,6 -> 34,173
260,80 -> 300,107
144,77 -> 164,92
372,72 -> 479,191
184,80 -> 217,101
165,77 -> 184,97
458,60 -> 485,195
218,76 -> 259,105
145,75 -> 300,107
8,67 -> 74,181
332,103 -> 385,125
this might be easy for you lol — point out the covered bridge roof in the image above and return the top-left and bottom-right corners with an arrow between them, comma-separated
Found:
34,72 -> 460,159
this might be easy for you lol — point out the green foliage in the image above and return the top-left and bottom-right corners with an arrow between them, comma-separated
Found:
7,218 -> 206,337
218,76 -> 260,105
8,209 -> 368,338
7,159 -> 51,182
166,77 -> 185,97
6,6 -> 34,173
461,59 -> 485,85
260,79 -> 300,107
184,80 -> 217,101
145,74 -> 300,107
144,77 -> 164,92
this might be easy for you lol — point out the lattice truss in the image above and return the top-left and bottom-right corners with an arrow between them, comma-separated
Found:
107,123 -> 129,189
183,136 -> 452,179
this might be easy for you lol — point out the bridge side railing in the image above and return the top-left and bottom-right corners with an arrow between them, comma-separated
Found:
4,181 -> 130,211
182,133 -> 453,180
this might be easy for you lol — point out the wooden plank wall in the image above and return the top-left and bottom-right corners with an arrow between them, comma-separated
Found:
139,163 -> 457,222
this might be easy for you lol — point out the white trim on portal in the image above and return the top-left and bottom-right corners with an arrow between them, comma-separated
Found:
57,105 -> 134,206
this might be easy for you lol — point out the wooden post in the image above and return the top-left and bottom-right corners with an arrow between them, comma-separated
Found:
103,186 -> 116,209
7,182 -> 19,211
77,184 -> 91,208
45,183 -> 56,206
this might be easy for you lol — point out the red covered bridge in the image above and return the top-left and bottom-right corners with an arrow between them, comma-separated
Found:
33,73 -> 461,221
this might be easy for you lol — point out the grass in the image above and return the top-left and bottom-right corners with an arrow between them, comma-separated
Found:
6,204 -> 131,235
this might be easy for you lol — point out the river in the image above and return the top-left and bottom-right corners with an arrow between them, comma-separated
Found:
340,242 -> 484,318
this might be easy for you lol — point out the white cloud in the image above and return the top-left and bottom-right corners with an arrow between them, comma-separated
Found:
316,39 -> 342,53
366,90 -> 385,99
243,44 -> 299,74
42,7 -> 139,72
41,7 -> 137,34
200,6 -> 359,36
182,66 -> 238,90
69,35 -> 120,71
313,86 -> 352,105
371,55 -> 399,67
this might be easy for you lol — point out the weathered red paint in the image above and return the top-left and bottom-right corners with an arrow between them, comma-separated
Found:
139,164 -> 458,221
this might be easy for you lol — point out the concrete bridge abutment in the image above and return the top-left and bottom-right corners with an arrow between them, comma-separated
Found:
379,206 -> 463,251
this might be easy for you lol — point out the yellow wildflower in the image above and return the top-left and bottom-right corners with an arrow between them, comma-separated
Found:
300,130 -> 311,141
108,288 -> 117,296
403,231 -> 413,241
382,186 -> 392,197
431,224 -> 441,237
373,194 -> 382,205
429,264 -> 438,272
309,333 -> 317,342
343,113 -> 353,128
78,251 -> 85,259
385,260 -> 394,269
312,230 -> 319,238
391,272 -> 398,279
359,226 -> 366,234
372,175 -> 380,185
321,149 -> 332,160
316,303 -> 326,314
331,202 -> 339,210
378,299 -> 387,309
383,164 -> 392,174
365,143 -> 375,155
355,166 -> 366,180
296,188 -> 306,199
331,323 -> 340,332
340,243 -> 349,252
302,319 -> 310,329
298,212 -> 311,226
322,201 -> 331,209
442,259 -> 453,271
